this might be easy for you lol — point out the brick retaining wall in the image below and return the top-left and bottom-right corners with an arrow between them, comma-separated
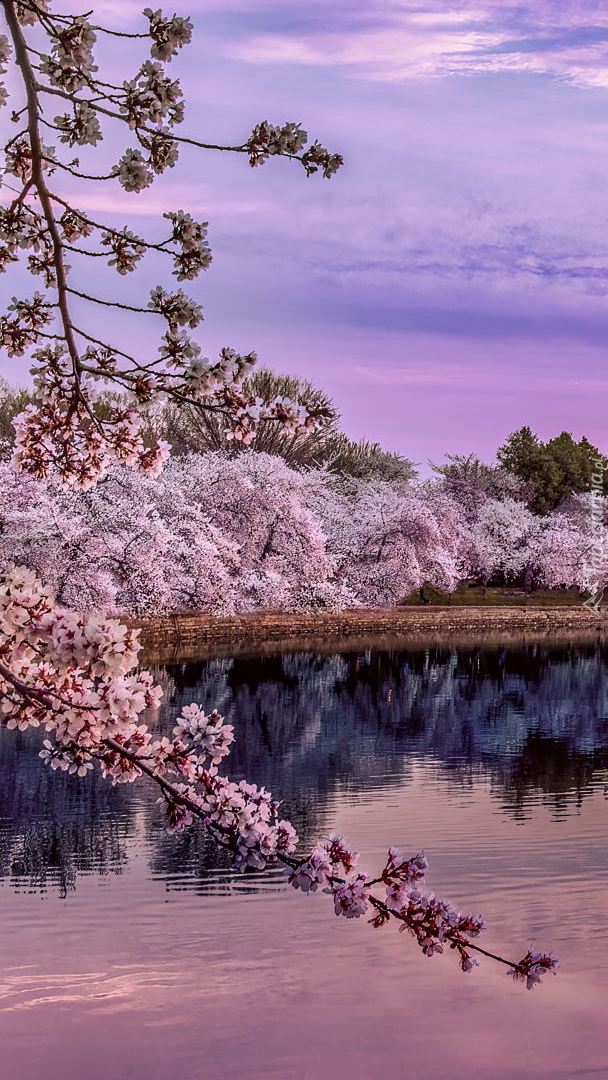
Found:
127,606 -> 607,663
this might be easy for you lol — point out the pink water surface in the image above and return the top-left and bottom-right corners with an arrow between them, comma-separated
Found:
1,759 -> 607,1080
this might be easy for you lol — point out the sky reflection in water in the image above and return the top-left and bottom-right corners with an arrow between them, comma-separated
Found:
0,639 -> 607,1080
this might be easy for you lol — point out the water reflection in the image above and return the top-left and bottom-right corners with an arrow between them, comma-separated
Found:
0,726 -> 133,895
2,639 -> 608,1080
1,640 -> 608,893
159,641 -> 608,806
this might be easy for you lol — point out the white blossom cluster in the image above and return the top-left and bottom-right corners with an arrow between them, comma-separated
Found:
144,7 -> 193,62
383,847 -> 428,908
54,101 -> 102,147
247,120 -> 308,166
288,847 -> 334,893
300,141 -> 344,179
511,950 -> 560,990
159,329 -> 201,367
246,122 -> 343,177
114,147 -> 153,193
0,202 -> 47,276
184,347 -> 257,400
262,395 -> 320,434
220,391 -> 319,446
224,400 -> 264,446
0,292 -> 52,356
39,16 -> 97,93
121,60 -> 184,127
169,775 -> 299,869
58,207 -> 94,242
16,1 -> 49,27
53,15 -> 96,70
332,875 -> 370,919
172,702 -> 234,764
164,210 -> 212,280
4,138 -> 55,182
149,285 -> 203,329
101,228 -> 146,275
0,202 -> 45,249
141,128 -> 180,174
289,835 -> 360,895
290,836 -> 370,919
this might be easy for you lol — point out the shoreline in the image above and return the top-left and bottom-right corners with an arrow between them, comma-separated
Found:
127,606 -> 607,664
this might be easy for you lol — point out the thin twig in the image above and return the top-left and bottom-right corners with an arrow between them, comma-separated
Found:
67,286 -> 151,314
50,194 -> 175,254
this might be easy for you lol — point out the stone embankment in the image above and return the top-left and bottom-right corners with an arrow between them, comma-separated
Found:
128,606 -> 607,664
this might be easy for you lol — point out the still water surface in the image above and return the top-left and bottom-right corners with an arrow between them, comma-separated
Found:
1,640 -> 608,1080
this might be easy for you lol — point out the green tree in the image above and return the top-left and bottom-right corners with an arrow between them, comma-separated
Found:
112,369 -> 417,481
497,427 -> 607,514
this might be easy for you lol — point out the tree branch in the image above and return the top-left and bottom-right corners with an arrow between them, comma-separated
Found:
2,0 -> 82,381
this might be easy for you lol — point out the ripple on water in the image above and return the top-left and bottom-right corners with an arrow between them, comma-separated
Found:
1,641 -> 608,1080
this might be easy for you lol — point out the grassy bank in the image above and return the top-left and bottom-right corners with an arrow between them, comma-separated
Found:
401,583 -> 587,606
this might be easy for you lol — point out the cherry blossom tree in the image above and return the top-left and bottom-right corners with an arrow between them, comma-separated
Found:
161,452 -> 347,612
459,497 -> 540,590
0,460 -> 239,613
453,491 -> 608,595
0,1 -> 557,987
306,473 -> 463,606
529,493 -> 608,593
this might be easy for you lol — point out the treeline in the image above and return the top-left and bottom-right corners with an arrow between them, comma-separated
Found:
0,450 -> 604,615
0,372 -> 605,614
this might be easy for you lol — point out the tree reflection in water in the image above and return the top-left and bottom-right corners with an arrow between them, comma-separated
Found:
0,726 -> 133,896
1,641 -> 607,892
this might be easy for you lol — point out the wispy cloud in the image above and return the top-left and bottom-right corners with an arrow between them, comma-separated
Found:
11,0 -> 608,460
51,183 -> 274,221
225,1 -> 608,87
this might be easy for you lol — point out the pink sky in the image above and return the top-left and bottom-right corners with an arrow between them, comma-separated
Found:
3,0 -> 608,469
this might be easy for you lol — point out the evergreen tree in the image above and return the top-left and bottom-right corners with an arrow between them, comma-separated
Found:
0,372 -> 416,481
497,427 -> 608,513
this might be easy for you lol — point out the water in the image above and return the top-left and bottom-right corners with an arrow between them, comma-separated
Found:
1,639 -> 608,1080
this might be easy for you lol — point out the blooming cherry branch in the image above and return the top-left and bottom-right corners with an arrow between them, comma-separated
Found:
0,564 -> 558,988
0,1 -> 340,487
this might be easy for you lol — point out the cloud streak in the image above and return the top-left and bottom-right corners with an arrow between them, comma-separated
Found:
225,1 -> 608,87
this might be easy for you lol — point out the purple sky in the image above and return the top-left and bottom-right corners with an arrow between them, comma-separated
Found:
5,0 -> 608,469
